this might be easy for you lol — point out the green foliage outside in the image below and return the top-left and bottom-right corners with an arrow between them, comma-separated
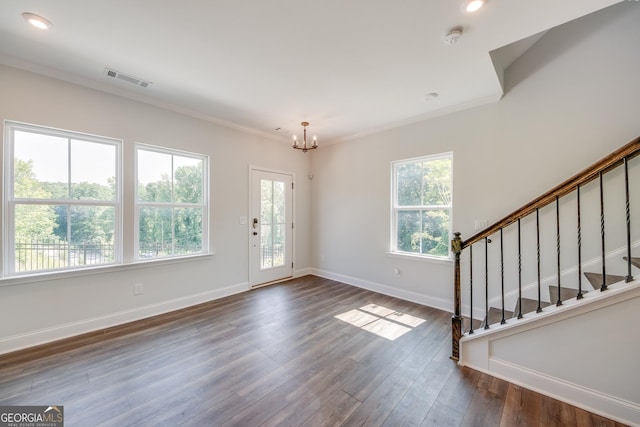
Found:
138,161 -> 203,257
259,179 -> 285,268
396,158 -> 452,257
12,158 -> 204,271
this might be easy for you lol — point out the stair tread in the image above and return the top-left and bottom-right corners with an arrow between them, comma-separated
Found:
623,256 -> 640,269
584,272 -> 627,289
514,297 -> 551,317
549,285 -> 584,304
463,316 -> 483,332
482,307 -> 514,327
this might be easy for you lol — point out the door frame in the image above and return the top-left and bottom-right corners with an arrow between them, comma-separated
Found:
248,165 -> 296,288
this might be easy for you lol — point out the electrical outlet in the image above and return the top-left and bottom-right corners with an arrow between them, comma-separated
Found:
134,283 -> 143,296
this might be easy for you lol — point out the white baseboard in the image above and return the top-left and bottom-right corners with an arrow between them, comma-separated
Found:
309,268 -> 453,313
0,282 -> 249,355
294,266 -> 314,277
487,358 -> 640,427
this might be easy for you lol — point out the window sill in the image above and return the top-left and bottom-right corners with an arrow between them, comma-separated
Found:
385,251 -> 453,265
0,253 -> 215,287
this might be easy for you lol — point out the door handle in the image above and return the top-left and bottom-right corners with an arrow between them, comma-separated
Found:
252,218 -> 259,229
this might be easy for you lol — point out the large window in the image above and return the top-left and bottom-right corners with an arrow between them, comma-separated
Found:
391,152 -> 452,258
136,145 -> 208,259
4,122 -> 121,275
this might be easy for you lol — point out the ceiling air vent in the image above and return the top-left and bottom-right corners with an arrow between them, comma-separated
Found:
104,68 -> 151,88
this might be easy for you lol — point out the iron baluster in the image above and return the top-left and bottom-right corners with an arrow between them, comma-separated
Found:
500,228 -> 506,324
600,171 -> 608,291
556,196 -> 562,306
517,219 -> 523,319
469,244 -> 474,335
485,237 -> 489,329
536,209 -> 543,312
577,184 -> 584,299
624,157 -> 633,283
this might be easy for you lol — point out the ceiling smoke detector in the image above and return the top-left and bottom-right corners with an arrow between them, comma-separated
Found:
444,27 -> 463,45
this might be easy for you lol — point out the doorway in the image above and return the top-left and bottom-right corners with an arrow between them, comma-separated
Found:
249,168 -> 294,287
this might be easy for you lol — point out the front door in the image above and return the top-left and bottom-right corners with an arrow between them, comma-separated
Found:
249,168 -> 294,287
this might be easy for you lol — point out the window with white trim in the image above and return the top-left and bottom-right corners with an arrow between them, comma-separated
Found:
4,121 -> 121,275
391,152 -> 453,258
135,144 -> 208,259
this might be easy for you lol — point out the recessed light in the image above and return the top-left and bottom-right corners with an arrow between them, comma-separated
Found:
22,12 -> 53,30
424,93 -> 439,101
465,0 -> 485,13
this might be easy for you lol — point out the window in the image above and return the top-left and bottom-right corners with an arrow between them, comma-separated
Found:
391,152 -> 453,258
135,145 -> 208,259
4,122 -> 121,275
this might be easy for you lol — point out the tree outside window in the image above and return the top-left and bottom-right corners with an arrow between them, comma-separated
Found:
5,122 -> 121,275
392,153 -> 452,258
136,146 -> 208,259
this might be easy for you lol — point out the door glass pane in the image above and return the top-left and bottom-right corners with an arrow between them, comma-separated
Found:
260,180 -> 272,224
272,224 -> 285,267
273,181 -> 285,223
259,178 -> 287,270
261,224 -> 273,269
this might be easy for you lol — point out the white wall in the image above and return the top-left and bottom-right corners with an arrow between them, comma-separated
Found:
0,65 -> 312,353
310,2 -> 640,311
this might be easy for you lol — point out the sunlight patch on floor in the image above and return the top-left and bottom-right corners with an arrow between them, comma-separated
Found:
334,304 -> 426,340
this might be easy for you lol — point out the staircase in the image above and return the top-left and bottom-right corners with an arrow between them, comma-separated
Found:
470,258 -> 639,330
448,138 -> 640,425
450,137 -> 640,355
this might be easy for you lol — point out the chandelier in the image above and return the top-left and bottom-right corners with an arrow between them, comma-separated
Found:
292,121 -> 318,152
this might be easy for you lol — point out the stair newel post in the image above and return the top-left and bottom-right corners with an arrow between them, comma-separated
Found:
469,245 -> 474,335
484,237 -> 490,330
600,171 -> 608,291
577,184 -> 584,299
556,196 -> 563,306
451,232 -> 463,361
624,157 -> 633,283
500,228 -> 506,324
536,208 -> 543,312
517,219 -> 523,319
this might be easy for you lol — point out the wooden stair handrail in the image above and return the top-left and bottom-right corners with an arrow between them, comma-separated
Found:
462,137 -> 640,249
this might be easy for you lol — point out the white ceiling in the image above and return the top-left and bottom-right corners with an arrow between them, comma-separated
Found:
0,0 -> 622,144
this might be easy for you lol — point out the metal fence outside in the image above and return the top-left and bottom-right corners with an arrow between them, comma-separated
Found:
15,239 -> 115,272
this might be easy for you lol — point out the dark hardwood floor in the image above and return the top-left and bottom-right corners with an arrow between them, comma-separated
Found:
0,275 -> 628,426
